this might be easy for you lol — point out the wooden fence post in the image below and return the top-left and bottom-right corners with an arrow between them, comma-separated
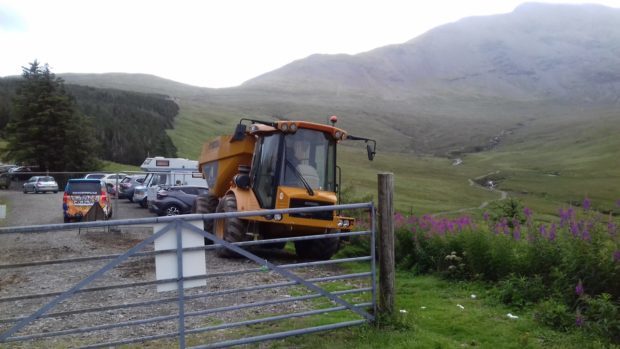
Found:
378,172 -> 395,316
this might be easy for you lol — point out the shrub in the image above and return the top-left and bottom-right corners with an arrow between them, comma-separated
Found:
535,299 -> 574,331
389,197 -> 620,343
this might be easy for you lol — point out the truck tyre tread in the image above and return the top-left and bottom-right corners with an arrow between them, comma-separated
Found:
215,194 -> 247,258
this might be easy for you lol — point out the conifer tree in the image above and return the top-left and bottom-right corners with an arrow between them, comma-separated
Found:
3,61 -> 101,171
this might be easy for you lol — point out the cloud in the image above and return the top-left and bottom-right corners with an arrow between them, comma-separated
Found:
0,6 -> 26,32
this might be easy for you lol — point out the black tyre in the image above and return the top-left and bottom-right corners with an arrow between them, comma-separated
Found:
140,197 -> 147,208
194,193 -> 220,244
23,188 -> 27,194
64,217 -> 70,223
53,190 -> 58,194
128,194 -> 133,203
294,230 -> 340,260
214,194 -> 248,258
164,204 -> 182,216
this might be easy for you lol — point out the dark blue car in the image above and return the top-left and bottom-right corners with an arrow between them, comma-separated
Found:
149,186 -> 209,216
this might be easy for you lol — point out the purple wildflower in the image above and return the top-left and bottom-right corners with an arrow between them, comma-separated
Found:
549,224 -> 557,241
608,222 -> 617,237
616,199 -> 620,207
613,250 -> 620,263
539,224 -> 547,236
582,197 -> 591,211
575,280 -> 584,296
581,229 -> 591,241
483,211 -> 490,221
559,208 -> 572,227
513,228 -> 521,240
575,314 -> 585,327
570,222 -> 580,237
524,207 -> 533,220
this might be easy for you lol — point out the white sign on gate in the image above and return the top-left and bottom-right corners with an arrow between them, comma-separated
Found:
153,221 -> 206,292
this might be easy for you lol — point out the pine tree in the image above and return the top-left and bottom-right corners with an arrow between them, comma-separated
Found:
3,61 -> 101,171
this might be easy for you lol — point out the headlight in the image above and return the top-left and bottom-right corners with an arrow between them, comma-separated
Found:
290,123 -> 297,132
274,213 -> 282,221
338,220 -> 344,227
280,123 -> 289,131
343,220 -> 350,228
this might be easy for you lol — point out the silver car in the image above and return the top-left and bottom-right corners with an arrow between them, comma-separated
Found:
23,176 -> 59,194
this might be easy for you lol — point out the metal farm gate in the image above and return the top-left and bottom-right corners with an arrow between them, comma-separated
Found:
0,203 -> 376,348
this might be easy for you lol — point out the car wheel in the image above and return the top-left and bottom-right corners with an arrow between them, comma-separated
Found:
164,204 -> 182,216
140,197 -> 147,208
53,190 -> 58,194
128,194 -> 134,203
64,217 -> 70,223
23,188 -> 27,194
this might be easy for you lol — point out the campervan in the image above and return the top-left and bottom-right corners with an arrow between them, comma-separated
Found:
133,157 -> 207,208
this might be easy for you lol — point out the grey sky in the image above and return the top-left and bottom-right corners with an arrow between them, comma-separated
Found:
1,0 -> 619,88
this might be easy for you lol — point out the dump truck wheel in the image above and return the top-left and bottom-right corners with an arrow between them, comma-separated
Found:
214,194 -> 248,258
294,230 -> 340,260
194,193 -> 219,245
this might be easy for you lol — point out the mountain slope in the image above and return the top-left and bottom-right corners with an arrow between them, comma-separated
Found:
243,3 -> 620,103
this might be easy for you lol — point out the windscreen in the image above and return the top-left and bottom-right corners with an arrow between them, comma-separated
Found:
282,129 -> 335,191
66,182 -> 101,194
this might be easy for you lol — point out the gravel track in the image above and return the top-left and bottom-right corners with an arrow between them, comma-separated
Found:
0,189 -> 366,347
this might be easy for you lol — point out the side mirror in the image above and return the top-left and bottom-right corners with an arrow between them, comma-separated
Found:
367,143 -> 375,161
231,123 -> 247,141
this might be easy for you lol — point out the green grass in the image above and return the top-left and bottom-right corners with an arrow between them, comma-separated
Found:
166,98 -> 620,219
257,273 -> 611,349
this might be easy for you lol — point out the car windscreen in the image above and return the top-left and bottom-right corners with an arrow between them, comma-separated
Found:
66,182 -> 101,194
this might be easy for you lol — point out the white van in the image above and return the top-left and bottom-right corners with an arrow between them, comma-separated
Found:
133,157 -> 207,208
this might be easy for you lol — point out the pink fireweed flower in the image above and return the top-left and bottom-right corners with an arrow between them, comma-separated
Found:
539,224 -> 547,236
394,212 -> 406,229
570,222 -> 580,238
483,211 -> 490,221
575,280 -> 584,296
582,197 -> 591,211
608,222 -> 617,237
523,207 -> 533,220
613,250 -> 620,263
549,224 -> 557,241
575,314 -> 585,327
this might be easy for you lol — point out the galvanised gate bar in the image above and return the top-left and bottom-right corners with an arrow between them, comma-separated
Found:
0,203 -> 376,348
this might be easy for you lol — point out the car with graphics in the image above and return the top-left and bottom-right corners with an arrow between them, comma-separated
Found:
23,176 -> 59,194
150,185 -> 209,216
63,179 -> 112,223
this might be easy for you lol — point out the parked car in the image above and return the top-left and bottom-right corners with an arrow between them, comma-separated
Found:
0,173 -> 10,189
118,174 -> 146,201
84,173 -> 106,180
0,164 -> 16,173
9,166 -> 33,181
63,179 -> 112,223
149,186 -> 209,216
101,173 -> 128,186
23,176 -> 59,194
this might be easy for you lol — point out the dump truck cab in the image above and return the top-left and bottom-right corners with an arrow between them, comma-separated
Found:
197,118 -> 375,260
